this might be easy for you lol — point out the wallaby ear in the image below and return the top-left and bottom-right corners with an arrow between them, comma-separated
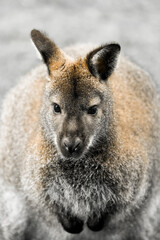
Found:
86,43 -> 121,81
31,29 -> 65,74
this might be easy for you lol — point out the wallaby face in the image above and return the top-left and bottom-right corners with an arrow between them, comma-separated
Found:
41,64 -> 113,159
31,30 -> 120,159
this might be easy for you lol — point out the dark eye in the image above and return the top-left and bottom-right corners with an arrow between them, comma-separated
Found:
53,103 -> 61,113
87,105 -> 98,115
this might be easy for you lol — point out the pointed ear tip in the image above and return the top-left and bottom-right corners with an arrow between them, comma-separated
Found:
103,43 -> 121,52
116,43 -> 121,51
31,29 -> 37,38
112,43 -> 121,52
30,29 -> 43,39
31,29 -> 37,34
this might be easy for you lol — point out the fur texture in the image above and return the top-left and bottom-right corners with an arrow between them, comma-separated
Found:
0,31 -> 160,240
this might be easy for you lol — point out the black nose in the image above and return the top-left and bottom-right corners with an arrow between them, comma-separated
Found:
62,137 -> 82,155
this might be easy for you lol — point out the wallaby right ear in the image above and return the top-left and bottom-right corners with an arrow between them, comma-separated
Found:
86,43 -> 121,81
31,29 -> 65,74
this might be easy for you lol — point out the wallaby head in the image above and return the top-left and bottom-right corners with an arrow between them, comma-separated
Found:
31,29 -> 120,160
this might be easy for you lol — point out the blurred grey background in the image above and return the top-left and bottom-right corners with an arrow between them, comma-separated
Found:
0,0 -> 160,105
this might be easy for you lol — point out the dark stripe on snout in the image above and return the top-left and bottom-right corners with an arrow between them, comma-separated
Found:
72,77 -> 78,98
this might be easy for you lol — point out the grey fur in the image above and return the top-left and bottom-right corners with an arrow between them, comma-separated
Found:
0,37 -> 160,240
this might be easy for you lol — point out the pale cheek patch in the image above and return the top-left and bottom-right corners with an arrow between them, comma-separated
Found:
53,134 -> 63,157
89,96 -> 101,106
52,129 -> 65,158
53,132 -> 58,148
87,135 -> 95,149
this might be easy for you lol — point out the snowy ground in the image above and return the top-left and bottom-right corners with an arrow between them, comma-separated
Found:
0,0 -> 160,105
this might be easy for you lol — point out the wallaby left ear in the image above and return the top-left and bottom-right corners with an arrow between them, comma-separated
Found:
86,43 -> 121,81
31,29 -> 65,74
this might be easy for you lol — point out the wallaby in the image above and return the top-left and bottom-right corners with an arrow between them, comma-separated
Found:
0,29 -> 160,240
